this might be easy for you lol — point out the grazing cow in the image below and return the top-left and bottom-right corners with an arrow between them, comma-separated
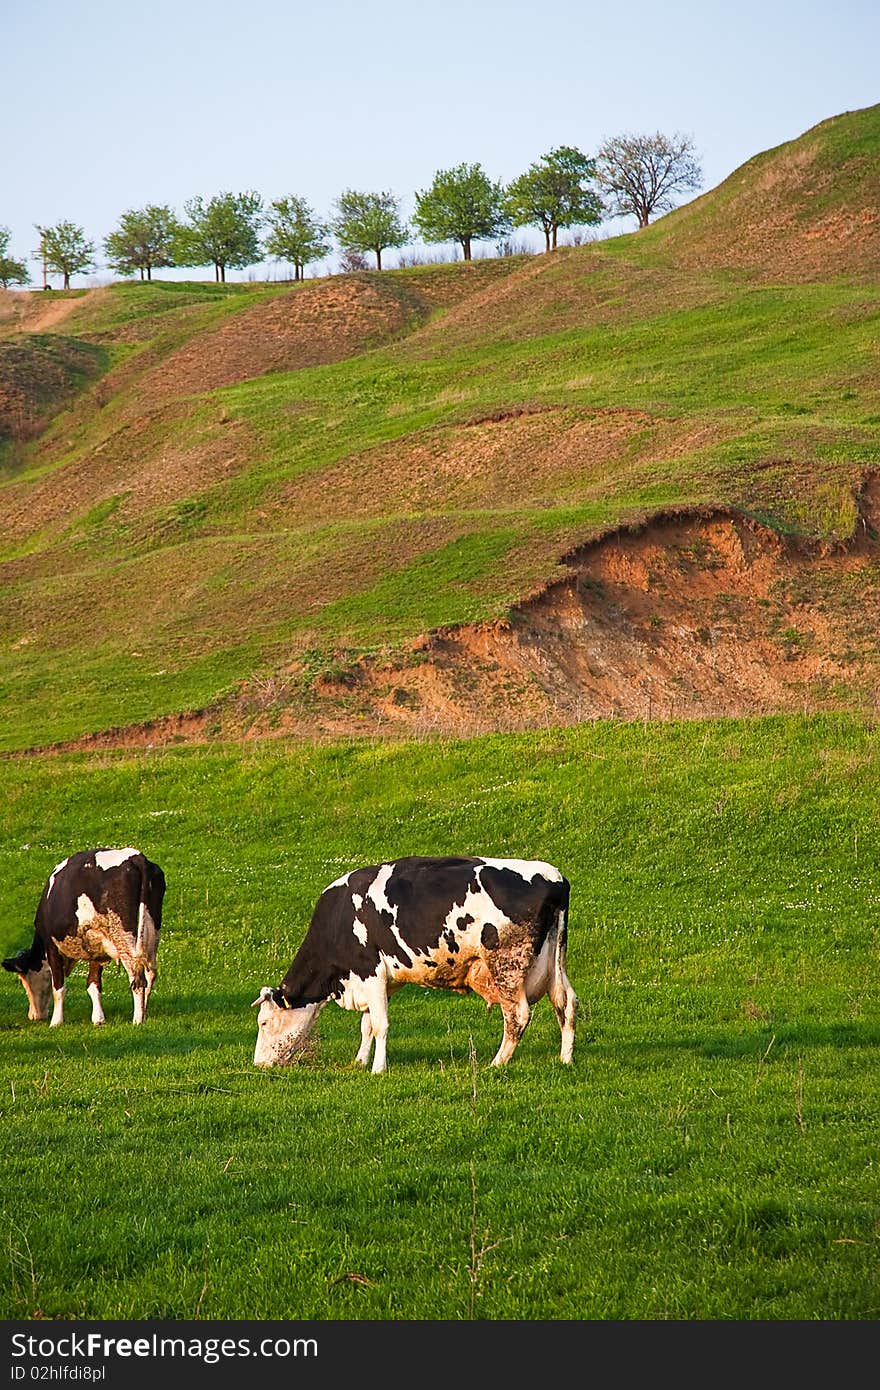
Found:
2,848 -> 166,1026
253,855 -> 577,1072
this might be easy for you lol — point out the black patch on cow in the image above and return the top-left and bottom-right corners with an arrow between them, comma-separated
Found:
279,866 -> 413,1006
479,865 -> 569,954
442,930 -> 460,954
360,895 -> 412,969
480,923 -> 500,950
457,914 -> 474,930
2,941 -> 45,975
383,856 -> 479,955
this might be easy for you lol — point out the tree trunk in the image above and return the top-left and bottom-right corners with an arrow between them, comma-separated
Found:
552,225 -> 558,249
140,268 -> 145,281
147,266 -> 152,281
375,249 -> 382,270
463,236 -> 472,261
63,271 -> 70,289
638,212 -> 650,228
544,229 -> 551,252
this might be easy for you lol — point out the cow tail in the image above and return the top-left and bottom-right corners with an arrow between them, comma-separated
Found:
136,859 -> 149,957
552,878 -> 570,988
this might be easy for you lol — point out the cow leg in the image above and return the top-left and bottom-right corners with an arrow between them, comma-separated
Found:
86,962 -> 105,1025
46,944 -> 68,1027
120,959 -> 147,1024
364,979 -> 390,1074
549,967 -> 578,1064
355,1012 -> 374,1067
491,992 -> 531,1066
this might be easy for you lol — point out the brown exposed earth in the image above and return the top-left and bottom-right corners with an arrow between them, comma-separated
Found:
40,472 -> 880,754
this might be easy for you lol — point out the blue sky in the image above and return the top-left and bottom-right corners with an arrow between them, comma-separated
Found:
4,0 -> 878,282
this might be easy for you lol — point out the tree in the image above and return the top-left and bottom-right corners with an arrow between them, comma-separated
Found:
263,196 -> 330,281
176,191 -> 263,282
504,146 -> 603,252
34,221 -> 96,289
332,190 -> 407,271
595,132 -> 702,228
0,226 -> 29,288
104,205 -> 179,281
413,162 -> 509,261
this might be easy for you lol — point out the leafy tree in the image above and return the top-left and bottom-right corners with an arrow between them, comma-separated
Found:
413,162 -> 509,261
505,146 -> 603,252
34,221 -> 96,289
104,205 -> 179,281
264,196 -> 331,281
176,191 -> 263,282
332,190 -> 407,271
0,226 -> 29,288
595,132 -> 702,228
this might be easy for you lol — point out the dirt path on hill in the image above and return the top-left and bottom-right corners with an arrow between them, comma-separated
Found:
19,289 -> 100,333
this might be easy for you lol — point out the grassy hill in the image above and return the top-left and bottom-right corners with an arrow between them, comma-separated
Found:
1,104 -> 879,752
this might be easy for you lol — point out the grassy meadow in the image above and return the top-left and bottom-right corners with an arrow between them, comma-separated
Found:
1,714 -> 877,1320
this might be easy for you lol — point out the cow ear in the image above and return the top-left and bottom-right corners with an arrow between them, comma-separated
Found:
250,985 -> 276,1008
2,956 -> 24,975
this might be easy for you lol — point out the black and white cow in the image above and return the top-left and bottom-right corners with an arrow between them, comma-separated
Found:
253,855 -> 577,1072
2,848 -> 166,1026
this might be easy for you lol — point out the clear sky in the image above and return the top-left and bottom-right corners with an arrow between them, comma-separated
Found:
4,0 -> 878,282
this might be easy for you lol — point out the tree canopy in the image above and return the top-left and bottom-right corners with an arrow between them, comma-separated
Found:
332,190 -> 407,271
264,196 -> 331,280
0,226 -> 29,288
35,221 -> 96,289
505,146 -> 603,251
413,163 -> 509,261
595,132 -> 703,228
104,205 -> 179,281
176,191 -> 264,282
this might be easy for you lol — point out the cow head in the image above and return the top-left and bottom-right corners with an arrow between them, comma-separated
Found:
3,951 -> 52,1021
251,986 -> 321,1067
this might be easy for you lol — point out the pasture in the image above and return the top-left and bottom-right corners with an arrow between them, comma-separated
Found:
0,713 -> 877,1320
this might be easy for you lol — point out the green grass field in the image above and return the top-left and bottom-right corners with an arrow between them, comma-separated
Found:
1,714 -> 877,1319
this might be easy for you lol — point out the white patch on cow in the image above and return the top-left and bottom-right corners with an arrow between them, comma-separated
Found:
440,885 -> 509,955
366,864 -> 397,919
335,968 -> 391,1072
352,919 -> 368,946
94,847 -> 139,871
47,857 -> 69,897
351,893 -> 364,910
137,905 -> 158,959
75,893 -> 97,927
477,858 -> 563,883
87,980 -> 105,1025
50,984 -> 65,1027
327,870 -> 352,890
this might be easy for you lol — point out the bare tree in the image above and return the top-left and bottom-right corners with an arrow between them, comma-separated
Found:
595,132 -> 702,228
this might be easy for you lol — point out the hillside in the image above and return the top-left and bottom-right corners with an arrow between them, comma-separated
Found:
636,103 -> 880,280
1,104 -> 879,753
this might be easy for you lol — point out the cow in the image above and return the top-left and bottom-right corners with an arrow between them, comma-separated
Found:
2,848 -> 166,1027
252,855 -> 577,1073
